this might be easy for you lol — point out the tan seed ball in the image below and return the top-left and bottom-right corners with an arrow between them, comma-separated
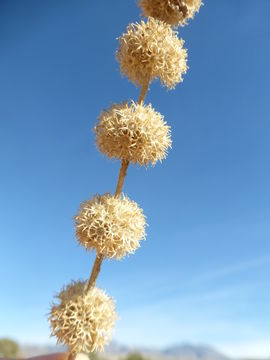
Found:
74,193 -> 146,260
95,101 -> 172,166
49,281 -> 117,354
139,0 -> 202,26
116,17 -> 188,89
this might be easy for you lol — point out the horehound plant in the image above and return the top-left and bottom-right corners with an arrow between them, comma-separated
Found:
49,1 -> 202,359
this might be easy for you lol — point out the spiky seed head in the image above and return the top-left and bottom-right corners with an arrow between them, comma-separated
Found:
95,101 -> 172,167
139,0 -> 202,27
74,193 -> 146,260
49,281 -> 117,354
116,17 -> 187,90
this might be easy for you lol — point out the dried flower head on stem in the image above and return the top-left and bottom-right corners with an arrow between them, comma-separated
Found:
74,193 -> 146,260
117,17 -> 188,89
49,281 -> 117,354
95,101 -> 172,166
139,0 -> 202,26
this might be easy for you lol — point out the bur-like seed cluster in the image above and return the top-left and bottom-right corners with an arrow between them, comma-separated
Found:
74,193 -> 146,259
139,0 -> 202,26
49,281 -> 117,354
116,17 -> 188,89
95,101 -> 172,166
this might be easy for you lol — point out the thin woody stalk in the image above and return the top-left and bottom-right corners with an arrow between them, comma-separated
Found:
85,79 -> 150,294
71,77 -> 150,357
138,75 -> 150,104
115,159 -> 129,197
85,160 -> 128,292
86,253 -> 104,292
68,353 -> 76,360
49,1 -> 195,355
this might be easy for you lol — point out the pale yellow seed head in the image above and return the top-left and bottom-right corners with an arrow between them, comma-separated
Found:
95,101 -> 172,166
116,17 -> 188,89
74,193 -> 146,260
49,281 -> 117,354
139,0 -> 202,26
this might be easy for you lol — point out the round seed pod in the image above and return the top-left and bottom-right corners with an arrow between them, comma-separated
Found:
116,17 -> 187,89
74,193 -> 146,260
139,0 -> 202,27
95,101 -> 171,167
49,281 -> 117,354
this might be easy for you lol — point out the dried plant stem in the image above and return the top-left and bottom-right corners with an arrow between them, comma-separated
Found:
85,158 -> 129,293
138,76 -> 150,104
86,253 -> 104,291
115,159 -> 129,197
86,82 -> 148,284
115,77 -> 150,196
68,352 -> 76,360
85,78 -> 150,292
66,78 -> 152,360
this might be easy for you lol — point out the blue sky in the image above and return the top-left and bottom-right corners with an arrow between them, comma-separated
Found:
0,0 -> 270,358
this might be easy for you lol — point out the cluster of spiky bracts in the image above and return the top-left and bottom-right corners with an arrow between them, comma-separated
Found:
95,102 -> 172,166
50,282 -> 117,353
75,194 -> 146,259
49,0 -> 202,357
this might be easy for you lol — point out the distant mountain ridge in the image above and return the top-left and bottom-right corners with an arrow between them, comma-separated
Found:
161,344 -> 229,360
104,342 -> 229,360
20,342 -> 229,360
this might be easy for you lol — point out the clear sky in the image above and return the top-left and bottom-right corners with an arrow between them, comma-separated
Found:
0,0 -> 270,358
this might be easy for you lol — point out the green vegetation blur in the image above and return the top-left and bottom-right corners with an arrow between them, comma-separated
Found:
0,338 -> 21,358
89,353 -> 146,360
0,338 -> 147,360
